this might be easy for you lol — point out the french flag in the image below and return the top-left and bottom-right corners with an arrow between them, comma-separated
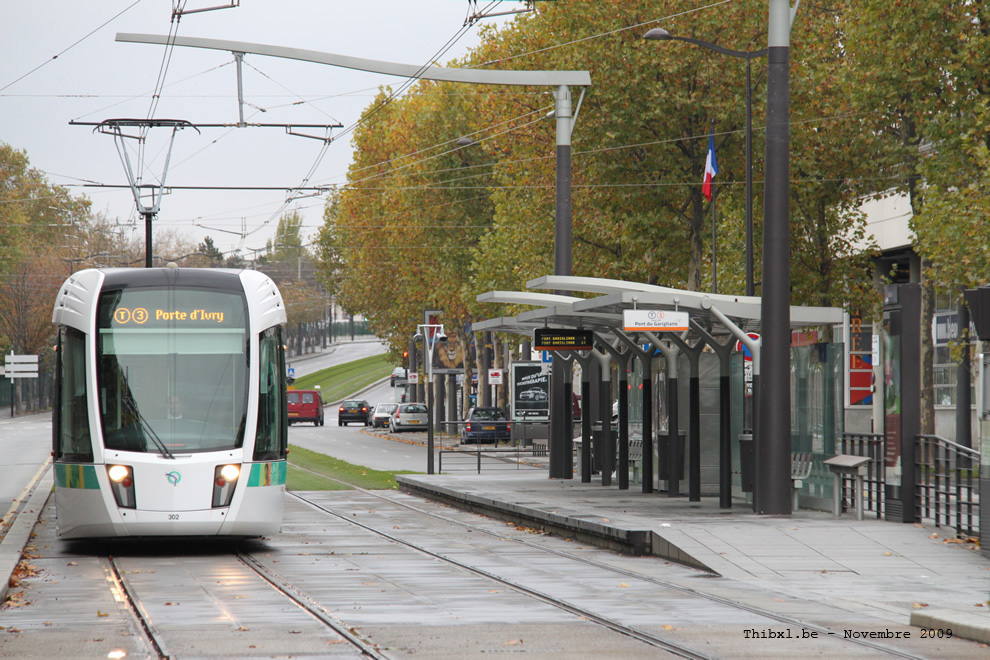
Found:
702,128 -> 718,201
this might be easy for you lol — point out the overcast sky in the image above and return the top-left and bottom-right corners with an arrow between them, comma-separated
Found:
2,1 -> 516,260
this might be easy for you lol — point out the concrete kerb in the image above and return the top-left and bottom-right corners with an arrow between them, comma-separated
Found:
396,475 -> 715,573
910,608 -> 990,645
0,468 -> 53,604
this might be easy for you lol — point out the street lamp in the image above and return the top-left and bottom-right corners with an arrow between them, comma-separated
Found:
644,28 -> 766,298
414,323 -> 446,475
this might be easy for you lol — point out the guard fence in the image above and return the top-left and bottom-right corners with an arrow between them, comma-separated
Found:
840,432 -> 980,538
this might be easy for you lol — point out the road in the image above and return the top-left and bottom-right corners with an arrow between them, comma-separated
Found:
0,412 -> 52,511
288,338 -> 387,381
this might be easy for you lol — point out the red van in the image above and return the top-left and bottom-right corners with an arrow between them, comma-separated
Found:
287,389 -> 325,426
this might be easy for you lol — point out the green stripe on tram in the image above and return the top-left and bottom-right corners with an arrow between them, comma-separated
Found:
54,464 -> 101,489
247,461 -> 287,487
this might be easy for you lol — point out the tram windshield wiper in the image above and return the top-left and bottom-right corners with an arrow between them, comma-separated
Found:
122,396 -> 176,460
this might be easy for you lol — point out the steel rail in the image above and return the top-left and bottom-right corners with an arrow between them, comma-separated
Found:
286,466 -> 929,660
290,490 -> 713,660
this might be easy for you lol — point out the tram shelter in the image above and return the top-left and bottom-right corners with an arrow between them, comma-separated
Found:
477,275 -> 844,514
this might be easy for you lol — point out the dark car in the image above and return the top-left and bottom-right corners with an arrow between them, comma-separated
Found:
287,389 -> 324,426
390,367 -> 407,387
461,406 -> 511,444
338,399 -> 371,426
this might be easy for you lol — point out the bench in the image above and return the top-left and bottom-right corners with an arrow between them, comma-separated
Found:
629,438 -> 644,483
791,452 -> 814,510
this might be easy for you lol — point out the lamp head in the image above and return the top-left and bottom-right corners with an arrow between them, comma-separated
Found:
437,332 -> 448,343
413,332 -> 424,342
643,28 -> 672,41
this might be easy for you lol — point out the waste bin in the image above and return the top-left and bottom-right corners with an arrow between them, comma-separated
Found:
738,432 -> 754,492
656,433 -> 686,481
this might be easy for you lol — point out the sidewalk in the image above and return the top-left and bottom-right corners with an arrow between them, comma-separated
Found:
396,463 -> 990,643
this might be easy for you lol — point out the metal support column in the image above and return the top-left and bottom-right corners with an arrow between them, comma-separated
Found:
758,0 -> 796,515
692,321 -> 736,508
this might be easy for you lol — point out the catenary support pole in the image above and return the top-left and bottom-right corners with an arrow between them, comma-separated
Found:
758,0 -> 795,515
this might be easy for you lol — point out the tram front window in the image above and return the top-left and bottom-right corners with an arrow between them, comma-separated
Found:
96,287 -> 248,453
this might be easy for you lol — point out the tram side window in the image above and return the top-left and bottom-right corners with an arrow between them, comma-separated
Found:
255,326 -> 287,461
55,328 -> 93,462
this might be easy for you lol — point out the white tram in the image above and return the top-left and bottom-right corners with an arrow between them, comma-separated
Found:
51,267 -> 288,538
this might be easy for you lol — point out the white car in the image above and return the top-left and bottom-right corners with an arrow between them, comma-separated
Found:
371,403 -> 398,428
390,403 -> 429,432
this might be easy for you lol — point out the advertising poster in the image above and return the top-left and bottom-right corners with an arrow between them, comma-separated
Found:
512,362 -> 549,421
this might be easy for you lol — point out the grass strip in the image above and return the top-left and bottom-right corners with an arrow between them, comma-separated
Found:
291,354 -> 392,401
287,444 -> 417,491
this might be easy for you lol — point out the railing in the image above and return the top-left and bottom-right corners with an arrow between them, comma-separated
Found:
915,434 -> 980,538
839,433 -> 885,518
438,446 -> 549,474
436,419 -> 549,474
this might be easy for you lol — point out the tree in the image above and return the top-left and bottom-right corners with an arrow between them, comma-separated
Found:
196,236 -> 225,266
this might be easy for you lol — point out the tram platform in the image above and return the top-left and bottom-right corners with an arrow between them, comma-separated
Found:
396,469 -> 990,644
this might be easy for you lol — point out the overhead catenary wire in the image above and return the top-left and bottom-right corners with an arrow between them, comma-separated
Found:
0,0 -> 147,94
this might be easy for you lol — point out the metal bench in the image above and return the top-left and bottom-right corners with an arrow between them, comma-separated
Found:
791,452 -> 814,510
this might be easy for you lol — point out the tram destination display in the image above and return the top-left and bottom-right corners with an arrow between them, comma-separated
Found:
533,328 -> 594,351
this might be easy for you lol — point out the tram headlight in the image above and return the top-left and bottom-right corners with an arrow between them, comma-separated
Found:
212,463 -> 241,508
108,465 -> 130,482
105,465 -> 135,509
219,464 -> 240,482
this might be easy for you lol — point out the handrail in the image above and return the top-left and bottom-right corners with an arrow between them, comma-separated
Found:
917,434 -> 980,459
915,433 -> 980,538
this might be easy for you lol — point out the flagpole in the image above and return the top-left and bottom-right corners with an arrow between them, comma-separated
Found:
712,182 -> 717,295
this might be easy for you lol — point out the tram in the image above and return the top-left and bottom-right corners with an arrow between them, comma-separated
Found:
51,267 -> 288,539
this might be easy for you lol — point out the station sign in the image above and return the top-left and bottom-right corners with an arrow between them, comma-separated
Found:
623,309 -> 689,332
533,328 -> 594,351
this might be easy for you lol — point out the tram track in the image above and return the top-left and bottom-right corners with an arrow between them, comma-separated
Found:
286,466 -> 930,660
101,550 -> 387,659
290,490 -> 715,660
103,556 -> 172,659
234,550 -> 389,659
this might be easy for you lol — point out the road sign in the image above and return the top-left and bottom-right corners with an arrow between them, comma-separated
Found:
4,354 -> 39,379
623,309 -> 689,332
408,371 -> 419,384
541,350 -> 552,363
287,366 -> 296,378
488,369 -> 503,385
734,333 -> 761,361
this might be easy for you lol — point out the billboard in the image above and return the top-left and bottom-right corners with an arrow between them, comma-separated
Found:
511,362 -> 549,421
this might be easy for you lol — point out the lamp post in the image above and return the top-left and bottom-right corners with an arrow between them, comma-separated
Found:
415,323 -> 446,475
644,28 -> 766,298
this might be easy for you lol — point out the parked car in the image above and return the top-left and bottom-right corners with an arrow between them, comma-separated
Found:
390,402 -> 429,432
390,367 -> 407,386
287,389 -> 324,426
519,386 -> 547,401
461,406 -> 510,444
338,399 -> 371,426
370,402 -> 398,428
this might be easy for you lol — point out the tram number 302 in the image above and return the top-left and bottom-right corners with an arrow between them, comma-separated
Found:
168,514 -> 180,520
